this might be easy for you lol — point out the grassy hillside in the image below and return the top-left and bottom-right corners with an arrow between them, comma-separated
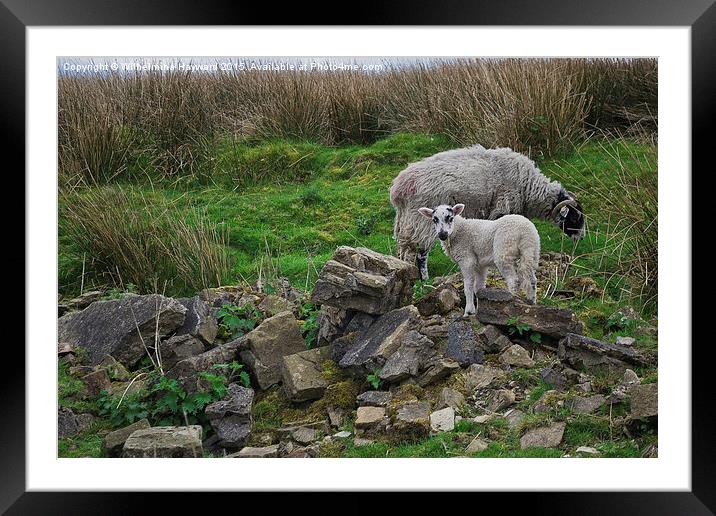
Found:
59,132 -> 657,316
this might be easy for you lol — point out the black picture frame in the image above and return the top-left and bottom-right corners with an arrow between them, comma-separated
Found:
6,0 -> 709,512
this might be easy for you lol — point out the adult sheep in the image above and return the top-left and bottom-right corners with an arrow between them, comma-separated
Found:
390,144 -> 585,280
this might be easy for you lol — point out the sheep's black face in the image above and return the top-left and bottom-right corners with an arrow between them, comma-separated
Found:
555,192 -> 585,240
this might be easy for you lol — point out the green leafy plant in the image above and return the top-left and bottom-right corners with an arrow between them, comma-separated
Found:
297,302 -> 320,348
216,303 -> 262,340
97,390 -> 150,428
605,310 -> 637,333
212,361 -> 251,388
367,369 -> 382,390
507,316 -> 543,344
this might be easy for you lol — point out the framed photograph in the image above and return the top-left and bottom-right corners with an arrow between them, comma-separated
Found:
9,0 -> 709,511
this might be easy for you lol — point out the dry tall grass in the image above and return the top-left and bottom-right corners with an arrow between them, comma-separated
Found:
59,186 -> 231,295
58,58 -> 657,186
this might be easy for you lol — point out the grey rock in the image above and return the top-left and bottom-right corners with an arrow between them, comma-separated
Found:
98,355 -> 130,381
558,333 -> 647,373
623,369 -> 641,386
415,283 -> 461,316
122,425 -> 203,458
167,337 -> 247,392
473,414 -> 494,424
82,369 -> 112,397
475,325 -> 512,354
258,295 -> 294,317
353,437 -> 375,447
205,384 -> 254,449
229,444 -> 280,458
327,407 -> 347,428
430,407 -> 455,432
466,436 -> 489,453
333,431 -> 352,438
392,401 -> 431,441
446,320 -> 484,366
58,294 -> 186,367
489,389 -> 516,412
437,387 -> 465,410
311,246 -> 418,315
629,383 -> 658,419
356,391 -> 392,407
567,395 -> 606,414
616,336 -> 636,347
292,426 -> 319,444
464,364 -> 508,392
504,408 -> 526,429
417,358 -> 461,387
240,311 -> 306,390
354,406 -> 387,432
338,306 -> 420,375
175,296 -> 218,346
499,344 -> 536,368
576,446 -> 600,456
75,413 -> 96,433
159,334 -> 206,371
379,330 -> 437,383
520,422 -> 566,449
476,288 -> 583,338
58,407 -> 79,439
281,346 -> 331,402
102,419 -> 151,457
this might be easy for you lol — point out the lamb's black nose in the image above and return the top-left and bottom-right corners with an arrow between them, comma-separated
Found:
438,232 -> 448,241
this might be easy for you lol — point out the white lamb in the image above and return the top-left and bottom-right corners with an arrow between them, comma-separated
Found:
418,203 -> 540,316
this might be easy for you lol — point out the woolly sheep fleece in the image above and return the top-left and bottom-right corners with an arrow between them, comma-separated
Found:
390,144 -> 568,266
420,205 -> 540,314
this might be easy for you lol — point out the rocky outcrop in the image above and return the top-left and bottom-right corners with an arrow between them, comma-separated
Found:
379,330 -> 438,383
415,283 -> 461,316
520,422 -> 566,449
159,334 -> 207,371
102,419 -> 151,457
239,311 -> 306,390
281,346 -> 331,402
446,320 -> 484,366
629,383 -> 658,420
167,337 -> 247,392
312,246 -> 418,315
205,384 -> 254,449
58,407 -> 79,439
175,296 -> 218,346
58,294 -> 186,368
122,425 -> 203,458
558,333 -> 647,373
476,288 -> 583,338
338,305 -> 420,375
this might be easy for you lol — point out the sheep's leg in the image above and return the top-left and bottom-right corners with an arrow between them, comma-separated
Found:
461,264 -> 477,316
518,259 -> 537,304
417,249 -> 430,281
495,254 -> 520,295
473,267 -> 487,292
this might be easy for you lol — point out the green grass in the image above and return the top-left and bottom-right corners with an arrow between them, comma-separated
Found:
58,132 -> 657,458
59,132 -> 656,309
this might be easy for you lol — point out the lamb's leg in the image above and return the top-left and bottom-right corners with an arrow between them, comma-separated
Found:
417,248 -> 430,281
461,265 -> 477,317
495,254 -> 520,295
473,267 -> 487,292
518,259 -> 537,304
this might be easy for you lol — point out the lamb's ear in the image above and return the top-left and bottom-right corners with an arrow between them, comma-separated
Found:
452,204 -> 465,216
418,207 -> 434,219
